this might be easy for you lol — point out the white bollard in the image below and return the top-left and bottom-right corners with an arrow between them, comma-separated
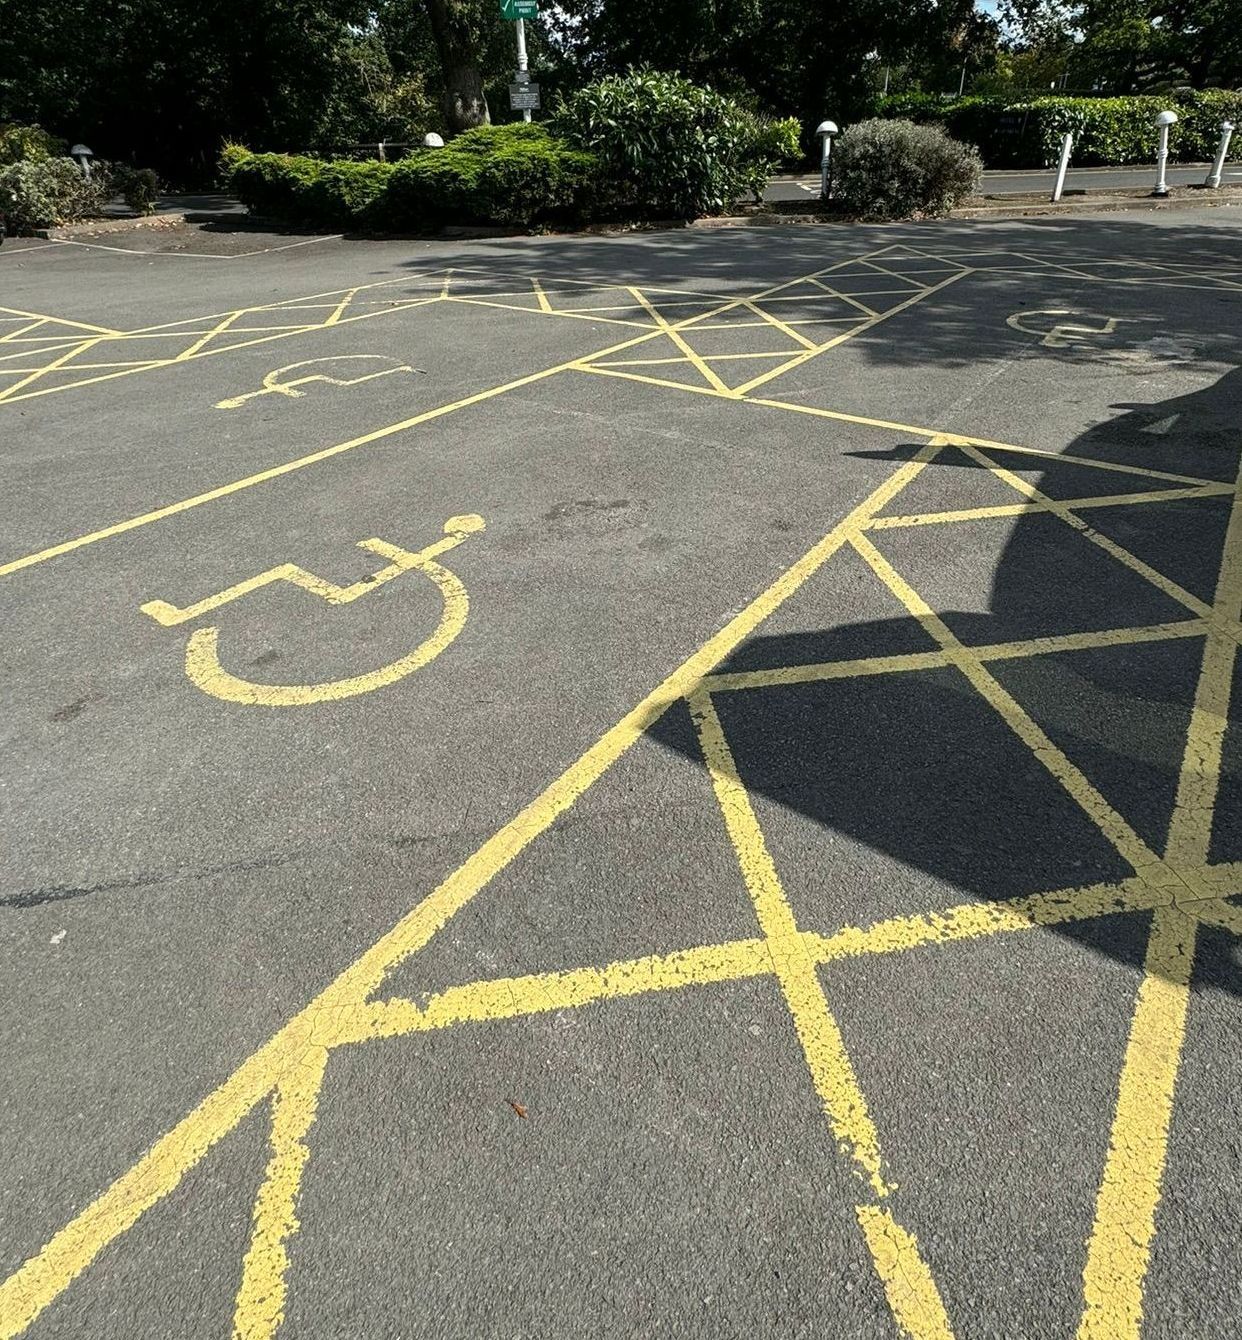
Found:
1205,120 -> 1236,189
1051,133 -> 1074,202
816,120 -> 838,200
1152,109 -> 1178,197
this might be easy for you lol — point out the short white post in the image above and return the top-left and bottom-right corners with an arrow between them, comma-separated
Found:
816,120 -> 838,199
1152,109 -> 1178,196
515,17 -> 532,123
1051,132 -> 1073,202
1205,120 -> 1236,188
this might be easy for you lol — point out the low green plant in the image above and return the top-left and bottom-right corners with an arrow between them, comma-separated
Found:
226,151 -> 327,220
117,166 -> 159,215
832,118 -> 981,220
551,70 -> 797,218
381,123 -> 597,228
0,157 -> 112,231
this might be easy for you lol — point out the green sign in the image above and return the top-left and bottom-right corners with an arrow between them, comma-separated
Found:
500,0 -> 538,18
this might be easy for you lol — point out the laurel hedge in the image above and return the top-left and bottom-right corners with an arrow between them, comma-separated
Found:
873,89 -> 1242,168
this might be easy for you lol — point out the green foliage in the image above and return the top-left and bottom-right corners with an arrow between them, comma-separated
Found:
0,157 -> 112,231
0,123 -> 66,165
551,70 -> 795,218
832,118 -> 982,220
116,165 -> 160,214
382,123 -> 598,226
875,89 -> 1242,166
223,126 -> 599,231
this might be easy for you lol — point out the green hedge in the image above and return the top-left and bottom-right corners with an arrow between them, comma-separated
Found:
551,70 -> 800,219
381,124 -> 598,227
224,126 -> 597,230
873,89 -> 1242,167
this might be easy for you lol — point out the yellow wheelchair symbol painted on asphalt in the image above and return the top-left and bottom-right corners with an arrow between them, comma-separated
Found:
1005,308 -> 1126,349
215,355 -> 420,410
140,515 -> 484,706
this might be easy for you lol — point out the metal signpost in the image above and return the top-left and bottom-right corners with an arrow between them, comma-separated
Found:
500,0 -> 539,121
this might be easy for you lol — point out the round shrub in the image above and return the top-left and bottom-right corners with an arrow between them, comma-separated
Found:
832,119 -> 981,221
551,70 -> 798,219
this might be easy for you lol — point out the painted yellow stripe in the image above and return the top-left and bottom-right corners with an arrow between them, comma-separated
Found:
739,299 -> 819,350
857,1206 -> 955,1340
688,685 -> 888,1194
1077,906 -> 1197,1340
701,621 -> 1210,694
627,286 -> 733,393
531,277 -> 553,313
850,531 -> 1166,879
174,309 -> 246,361
0,442 -> 936,1338
870,483 -> 1234,530
232,1051 -> 329,1340
958,445 -> 1222,626
728,270 -> 969,397
0,305 -> 120,335
1165,464 -> 1242,869
0,337 -> 101,402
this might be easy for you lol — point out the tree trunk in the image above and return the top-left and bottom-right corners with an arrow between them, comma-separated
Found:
423,0 -> 490,131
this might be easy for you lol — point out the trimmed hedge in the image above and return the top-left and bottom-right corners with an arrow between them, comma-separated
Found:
224,126 -> 597,230
381,124 -> 598,227
874,89 -> 1242,167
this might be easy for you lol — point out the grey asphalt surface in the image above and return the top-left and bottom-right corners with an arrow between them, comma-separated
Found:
2,210 -> 1241,1339
764,163 -> 1239,201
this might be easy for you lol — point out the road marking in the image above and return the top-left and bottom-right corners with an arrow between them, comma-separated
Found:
1077,907 -> 1197,1340
857,1206 -> 956,1340
144,517 -> 483,706
215,355 -> 419,410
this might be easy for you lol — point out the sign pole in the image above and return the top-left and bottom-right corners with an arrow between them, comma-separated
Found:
515,17 -> 531,122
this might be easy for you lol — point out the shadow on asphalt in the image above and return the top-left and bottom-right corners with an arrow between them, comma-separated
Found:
647,366 -> 1242,992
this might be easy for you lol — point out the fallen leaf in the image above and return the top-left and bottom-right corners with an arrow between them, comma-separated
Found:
508,1100 -> 527,1119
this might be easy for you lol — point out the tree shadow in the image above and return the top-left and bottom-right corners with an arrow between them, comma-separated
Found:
649,365 -> 1242,992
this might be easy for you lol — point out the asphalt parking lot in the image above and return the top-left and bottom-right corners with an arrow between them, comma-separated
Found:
2,209 -> 1241,1340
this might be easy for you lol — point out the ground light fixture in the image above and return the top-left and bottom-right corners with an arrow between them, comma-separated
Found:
422,133 -> 445,148
1152,109 -> 1178,196
816,120 -> 839,199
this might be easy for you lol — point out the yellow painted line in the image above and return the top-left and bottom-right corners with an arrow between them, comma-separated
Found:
531,277 -> 553,313
690,676 -> 954,1336
0,318 -> 49,343
870,483 -> 1235,529
0,337 -> 101,402
851,529 -> 1167,880
956,438 -> 1218,489
857,1206 -> 955,1340
740,299 -> 818,350
627,286 -> 733,393
322,288 -> 359,327
445,294 -> 652,330
232,1050 -> 329,1340
174,309 -> 248,362
1077,906 -> 1197,1340
728,269 -> 970,398
701,620 -> 1210,694
1191,896 -> 1242,935
0,305 -> 120,336
360,937 -> 776,1043
591,352 -> 792,370
688,685 -> 889,1194
1165,464 -> 1242,869
0,442 -> 936,1337
958,444 -> 1227,628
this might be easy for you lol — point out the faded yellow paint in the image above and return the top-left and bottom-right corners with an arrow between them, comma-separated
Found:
1077,907 -> 1197,1340
146,518 -> 482,707
857,1206 -> 956,1340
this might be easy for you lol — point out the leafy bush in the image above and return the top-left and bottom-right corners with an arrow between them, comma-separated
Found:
0,157 -> 113,231
116,165 -> 159,215
381,123 -> 598,228
305,160 -> 392,226
0,123 -> 66,166
832,119 -> 981,220
227,151 -> 327,219
874,89 -> 1242,167
552,70 -> 798,218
